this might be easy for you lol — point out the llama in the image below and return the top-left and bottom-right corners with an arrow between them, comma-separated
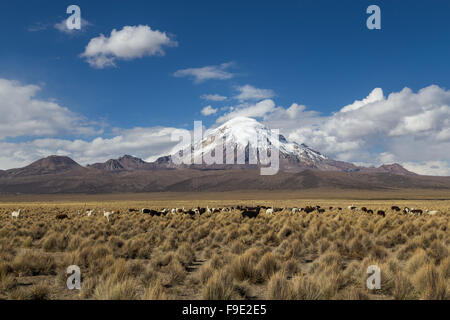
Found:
103,209 -> 114,222
11,209 -> 21,219
241,207 -> 261,219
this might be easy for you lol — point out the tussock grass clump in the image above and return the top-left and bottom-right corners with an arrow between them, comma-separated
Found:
203,270 -> 235,300
412,263 -> 447,300
144,280 -> 168,300
267,271 -> 292,299
230,253 -> 261,284
12,251 -> 56,276
94,277 -> 138,300
291,274 -> 323,300
257,252 -> 280,281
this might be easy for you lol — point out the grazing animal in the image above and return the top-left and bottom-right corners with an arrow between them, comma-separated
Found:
403,207 -> 410,214
56,214 -> 69,220
361,207 -> 368,212
143,209 -> 160,216
266,207 -> 274,215
367,209 -> 374,214
337,207 -> 342,211
304,206 -> 315,213
377,210 -> 386,217
291,208 -> 299,214
329,207 -> 334,210
241,207 -> 261,219
391,206 -> 401,212
86,209 -> 95,216
11,209 -> 21,219
318,208 -> 325,214
185,209 -> 196,217
426,209 -> 438,216
348,205 -> 357,210
129,208 -> 138,212
411,209 -> 423,215
103,209 -> 114,222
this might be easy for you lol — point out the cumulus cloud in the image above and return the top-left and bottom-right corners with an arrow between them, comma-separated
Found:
201,105 -> 218,116
81,25 -> 177,68
234,85 -> 275,101
201,94 -> 227,101
340,88 -> 384,112
280,85 -> 450,174
0,126 -> 184,170
1,77 -> 449,176
216,99 -> 276,123
0,78 -> 99,139
402,161 -> 450,176
173,62 -> 234,83
54,17 -> 92,34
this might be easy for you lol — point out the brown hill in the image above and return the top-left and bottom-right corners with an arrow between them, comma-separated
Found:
87,155 -> 152,171
6,156 -> 88,177
0,159 -> 449,194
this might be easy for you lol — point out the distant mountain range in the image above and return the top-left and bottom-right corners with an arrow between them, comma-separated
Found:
0,117 -> 449,194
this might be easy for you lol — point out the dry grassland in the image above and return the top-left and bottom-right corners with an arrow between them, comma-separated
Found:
0,196 -> 449,300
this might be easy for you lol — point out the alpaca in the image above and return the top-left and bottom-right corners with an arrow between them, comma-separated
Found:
86,209 -> 95,217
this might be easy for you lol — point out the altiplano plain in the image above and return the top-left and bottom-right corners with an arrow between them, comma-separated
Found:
0,191 -> 448,300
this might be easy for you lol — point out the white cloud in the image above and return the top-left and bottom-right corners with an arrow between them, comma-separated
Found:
1,78 -> 449,176
216,99 -> 276,123
28,22 -> 49,32
201,105 -> 218,116
0,126 -> 184,170
402,161 -> 450,176
81,25 -> 177,68
173,62 -> 234,83
281,85 -> 450,175
54,18 -> 92,34
340,88 -> 384,112
201,94 -> 227,101
234,85 -> 275,101
0,78 -> 99,140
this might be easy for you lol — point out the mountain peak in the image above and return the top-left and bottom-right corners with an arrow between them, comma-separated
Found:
171,116 -> 329,171
88,154 -> 149,171
378,163 -> 416,175
8,155 -> 85,176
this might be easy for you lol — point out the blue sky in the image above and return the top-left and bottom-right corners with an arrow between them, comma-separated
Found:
0,0 -> 450,174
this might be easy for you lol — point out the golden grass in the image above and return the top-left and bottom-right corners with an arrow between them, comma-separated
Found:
0,198 -> 448,300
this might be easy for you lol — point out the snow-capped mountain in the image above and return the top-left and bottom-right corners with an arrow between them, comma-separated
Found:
166,116 -> 361,172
